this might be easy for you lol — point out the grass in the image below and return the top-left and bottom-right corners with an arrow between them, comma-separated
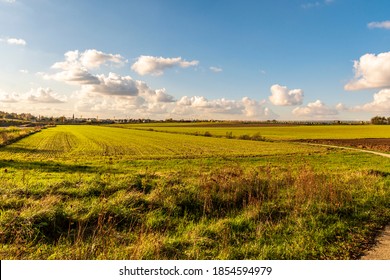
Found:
0,125 -> 324,162
109,123 -> 390,140
0,126 -> 41,146
0,124 -> 389,259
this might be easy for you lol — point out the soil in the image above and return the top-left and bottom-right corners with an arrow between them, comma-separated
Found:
299,138 -> 390,153
361,226 -> 390,260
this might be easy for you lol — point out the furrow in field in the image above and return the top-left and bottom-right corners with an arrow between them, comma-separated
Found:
0,125 -> 330,162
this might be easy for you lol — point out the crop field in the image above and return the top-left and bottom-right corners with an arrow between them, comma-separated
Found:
111,123 -> 390,140
0,124 -> 389,259
0,125 -> 324,161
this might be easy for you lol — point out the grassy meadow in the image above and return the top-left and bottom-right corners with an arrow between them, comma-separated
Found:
0,124 -> 389,259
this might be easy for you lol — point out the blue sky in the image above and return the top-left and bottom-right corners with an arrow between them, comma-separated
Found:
0,0 -> 389,120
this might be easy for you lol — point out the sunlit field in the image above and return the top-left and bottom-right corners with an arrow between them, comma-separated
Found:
110,123 -> 390,140
0,125 -> 389,259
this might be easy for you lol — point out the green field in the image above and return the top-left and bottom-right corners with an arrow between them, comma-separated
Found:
0,125 -> 389,259
110,123 -> 390,140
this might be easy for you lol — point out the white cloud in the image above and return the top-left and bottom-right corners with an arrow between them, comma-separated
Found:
345,52 -> 390,90
0,90 -> 19,103
242,97 -> 270,118
44,66 -> 99,85
75,92 -> 276,120
292,100 -> 338,117
19,69 -> 29,74
1,0 -> 16,3
81,73 -> 140,96
52,50 -> 125,70
353,89 -> 390,112
0,88 -> 66,104
368,21 -> 390,30
79,49 -> 126,69
79,72 -> 176,103
269,84 -> 304,106
336,103 -> 348,111
42,49 -> 178,115
0,37 -> 26,46
153,88 -> 175,103
210,66 -> 223,73
44,49 -> 125,85
26,88 -> 66,103
174,96 -> 276,119
41,49 -> 276,120
75,95 -> 144,113
131,55 -> 199,76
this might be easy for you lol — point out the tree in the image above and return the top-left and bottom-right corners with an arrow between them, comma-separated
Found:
371,116 -> 388,124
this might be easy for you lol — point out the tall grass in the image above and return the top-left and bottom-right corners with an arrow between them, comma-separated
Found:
1,164 -> 388,259
0,126 -> 41,146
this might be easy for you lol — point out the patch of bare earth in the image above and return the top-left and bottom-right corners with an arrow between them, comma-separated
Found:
361,226 -> 390,260
299,138 -> 390,153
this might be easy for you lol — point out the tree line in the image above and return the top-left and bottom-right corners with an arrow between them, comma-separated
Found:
371,116 -> 390,125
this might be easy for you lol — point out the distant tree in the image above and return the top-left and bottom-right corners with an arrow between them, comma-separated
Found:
371,116 -> 388,124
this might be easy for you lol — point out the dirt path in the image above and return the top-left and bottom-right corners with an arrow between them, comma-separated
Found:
361,226 -> 390,260
301,142 -> 390,259
302,142 -> 390,158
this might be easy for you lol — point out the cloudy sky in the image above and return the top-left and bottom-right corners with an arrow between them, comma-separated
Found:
0,0 -> 389,120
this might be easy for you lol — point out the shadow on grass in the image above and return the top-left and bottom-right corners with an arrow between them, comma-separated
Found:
0,159 -> 100,174
0,146 -> 53,155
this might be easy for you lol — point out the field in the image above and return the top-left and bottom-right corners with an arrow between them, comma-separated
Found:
0,124 -> 389,259
0,126 -> 40,146
110,123 -> 390,140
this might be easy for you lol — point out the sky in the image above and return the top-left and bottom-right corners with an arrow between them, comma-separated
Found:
0,0 -> 389,121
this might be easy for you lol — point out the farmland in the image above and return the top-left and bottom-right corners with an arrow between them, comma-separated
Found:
0,124 -> 389,259
110,123 -> 390,140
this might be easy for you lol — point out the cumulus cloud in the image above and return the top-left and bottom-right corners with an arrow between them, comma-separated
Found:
75,95 -> 142,113
344,52 -> 390,90
269,84 -> 304,106
42,49 -> 179,115
292,100 -> 338,117
79,49 -> 126,69
44,49 -> 126,84
81,73 -> 140,96
353,89 -> 390,112
0,90 -> 19,103
75,90 -> 275,120
210,66 -> 223,73
0,88 -> 66,104
0,37 -> 26,46
42,49 -> 274,120
79,72 -> 176,103
174,96 -> 276,119
368,21 -> 390,30
336,103 -> 348,111
152,88 -> 175,103
52,49 -> 125,70
75,91 -> 171,117
26,88 -> 66,103
131,55 -> 199,76
44,66 -> 99,85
